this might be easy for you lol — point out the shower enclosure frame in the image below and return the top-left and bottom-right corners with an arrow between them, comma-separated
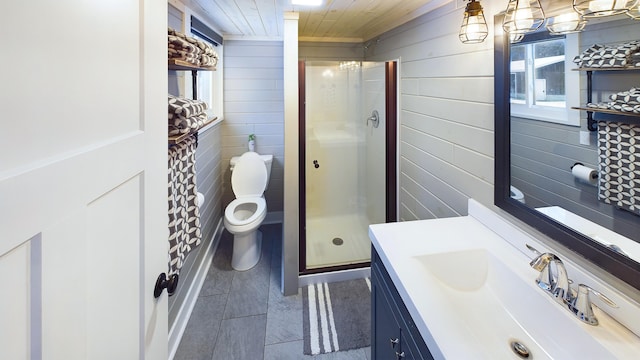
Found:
298,60 -> 398,275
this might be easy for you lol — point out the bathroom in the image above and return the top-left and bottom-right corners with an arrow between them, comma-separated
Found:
2,0 -> 640,358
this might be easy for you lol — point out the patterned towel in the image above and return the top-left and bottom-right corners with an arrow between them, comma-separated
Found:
168,94 -> 207,118
168,28 -> 219,67
597,121 -> 640,216
574,41 -> 640,68
168,113 -> 207,136
168,136 -> 202,275
587,87 -> 640,114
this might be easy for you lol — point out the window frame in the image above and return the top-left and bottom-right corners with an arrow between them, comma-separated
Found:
510,32 -> 580,127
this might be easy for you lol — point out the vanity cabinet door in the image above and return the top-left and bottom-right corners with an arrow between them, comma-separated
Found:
372,248 -> 434,360
372,265 -> 402,359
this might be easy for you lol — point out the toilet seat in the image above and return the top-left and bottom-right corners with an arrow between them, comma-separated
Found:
231,152 -> 267,198
224,196 -> 266,226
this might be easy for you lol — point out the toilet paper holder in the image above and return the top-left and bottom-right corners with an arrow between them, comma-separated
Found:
571,162 -> 599,182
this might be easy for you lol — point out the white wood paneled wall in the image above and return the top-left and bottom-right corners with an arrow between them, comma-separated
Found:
222,40 -> 285,212
366,1 -> 499,221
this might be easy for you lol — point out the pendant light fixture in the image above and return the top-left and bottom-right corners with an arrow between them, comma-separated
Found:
459,0 -> 489,44
627,3 -> 640,18
546,12 -> 588,34
573,0 -> 639,17
502,0 -> 545,35
510,33 -> 525,43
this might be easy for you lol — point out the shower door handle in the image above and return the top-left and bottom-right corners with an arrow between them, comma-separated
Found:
366,110 -> 380,128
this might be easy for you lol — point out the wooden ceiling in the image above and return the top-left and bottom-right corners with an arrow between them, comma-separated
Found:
182,0 -> 452,42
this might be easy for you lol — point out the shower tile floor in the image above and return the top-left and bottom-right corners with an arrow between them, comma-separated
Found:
173,223 -> 372,360
305,213 -> 372,269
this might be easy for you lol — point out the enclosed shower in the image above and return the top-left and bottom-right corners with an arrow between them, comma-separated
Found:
300,60 -> 395,272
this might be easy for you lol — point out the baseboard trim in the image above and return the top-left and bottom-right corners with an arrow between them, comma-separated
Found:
298,267 -> 371,287
263,210 -> 283,225
168,216 -> 224,360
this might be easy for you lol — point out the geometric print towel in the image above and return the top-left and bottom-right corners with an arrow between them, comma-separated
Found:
167,135 -> 202,275
597,121 -> 640,216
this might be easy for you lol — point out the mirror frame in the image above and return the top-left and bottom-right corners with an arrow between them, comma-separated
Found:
493,14 -> 640,291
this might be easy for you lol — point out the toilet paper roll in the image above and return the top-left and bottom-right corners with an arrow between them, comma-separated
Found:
572,164 -> 598,185
197,192 -> 205,208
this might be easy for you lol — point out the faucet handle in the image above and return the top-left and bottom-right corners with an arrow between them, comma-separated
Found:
526,243 -> 541,256
570,284 -> 618,326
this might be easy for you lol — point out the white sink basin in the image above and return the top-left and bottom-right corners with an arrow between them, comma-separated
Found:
414,249 -> 614,359
369,211 -> 640,360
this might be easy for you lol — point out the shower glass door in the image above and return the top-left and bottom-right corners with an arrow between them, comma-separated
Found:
303,61 -> 387,270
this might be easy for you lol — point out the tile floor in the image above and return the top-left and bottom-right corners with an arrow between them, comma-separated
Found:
174,223 -> 372,360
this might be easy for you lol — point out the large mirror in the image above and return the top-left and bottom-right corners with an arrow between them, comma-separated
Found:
494,7 -> 640,290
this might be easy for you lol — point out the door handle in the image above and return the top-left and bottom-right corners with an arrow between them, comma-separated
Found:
154,272 -> 179,298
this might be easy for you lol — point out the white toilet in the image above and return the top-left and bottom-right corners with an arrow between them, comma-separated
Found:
510,185 -> 525,204
224,152 -> 273,271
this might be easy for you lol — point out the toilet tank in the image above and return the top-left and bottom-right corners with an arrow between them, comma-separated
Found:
230,152 -> 273,188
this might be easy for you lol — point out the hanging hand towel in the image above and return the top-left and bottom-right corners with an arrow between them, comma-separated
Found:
597,121 -> 640,216
168,136 -> 202,275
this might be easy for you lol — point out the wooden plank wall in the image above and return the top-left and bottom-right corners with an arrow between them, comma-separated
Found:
222,40 -> 285,212
365,1 -> 498,221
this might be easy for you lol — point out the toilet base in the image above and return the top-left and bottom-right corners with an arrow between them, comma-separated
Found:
231,230 -> 262,271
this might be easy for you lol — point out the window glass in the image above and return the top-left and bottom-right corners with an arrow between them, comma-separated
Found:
509,36 -> 576,125
192,33 -> 214,109
510,44 -> 526,103
533,39 -> 565,108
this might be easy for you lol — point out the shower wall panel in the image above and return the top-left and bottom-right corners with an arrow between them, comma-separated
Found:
363,62 -> 386,225
305,63 -> 364,218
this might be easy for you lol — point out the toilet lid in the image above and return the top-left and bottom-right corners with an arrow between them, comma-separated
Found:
231,152 -> 268,197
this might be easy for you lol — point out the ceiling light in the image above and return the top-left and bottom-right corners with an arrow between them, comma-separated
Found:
292,0 -> 323,6
546,12 -> 588,34
459,0 -> 489,44
573,0 -> 638,17
502,0 -> 545,35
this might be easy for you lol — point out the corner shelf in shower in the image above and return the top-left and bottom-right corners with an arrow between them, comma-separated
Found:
168,116 -> 218,145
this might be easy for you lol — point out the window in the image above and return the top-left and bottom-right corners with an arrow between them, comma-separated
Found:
510,34 -> 579,126
190,16 -> 224,121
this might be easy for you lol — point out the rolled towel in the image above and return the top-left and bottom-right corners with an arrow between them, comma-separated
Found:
168,113 -> 208,135
168,95 -> 208,118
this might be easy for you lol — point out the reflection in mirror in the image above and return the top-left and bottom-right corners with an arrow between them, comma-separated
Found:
494,9 -> 640,291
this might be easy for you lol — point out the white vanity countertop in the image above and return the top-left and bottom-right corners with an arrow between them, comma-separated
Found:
369,210 -> 640,359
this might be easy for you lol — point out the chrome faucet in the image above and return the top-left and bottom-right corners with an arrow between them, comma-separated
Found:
567,284 -> 618,326
526,244 -> 617,325
527,244 -> 571,303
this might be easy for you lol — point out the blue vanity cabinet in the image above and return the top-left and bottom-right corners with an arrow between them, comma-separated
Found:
372,248 -> 434,360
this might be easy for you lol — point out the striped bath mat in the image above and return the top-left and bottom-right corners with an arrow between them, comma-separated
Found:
302,278 -> 371,355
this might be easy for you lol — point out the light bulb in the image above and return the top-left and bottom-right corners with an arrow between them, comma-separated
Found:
546,11 -> 587,34
514,2 -> 535,30
589,0 -> 615,12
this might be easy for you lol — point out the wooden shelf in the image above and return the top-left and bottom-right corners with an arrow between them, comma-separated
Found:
573,66 -> 640,72
572,106 -> 640,118
168,116 -> 218,145
168,59 -> 216,71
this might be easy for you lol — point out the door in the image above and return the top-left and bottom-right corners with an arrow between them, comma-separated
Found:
0,1 -> 168,359
299,61 -> 397,272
